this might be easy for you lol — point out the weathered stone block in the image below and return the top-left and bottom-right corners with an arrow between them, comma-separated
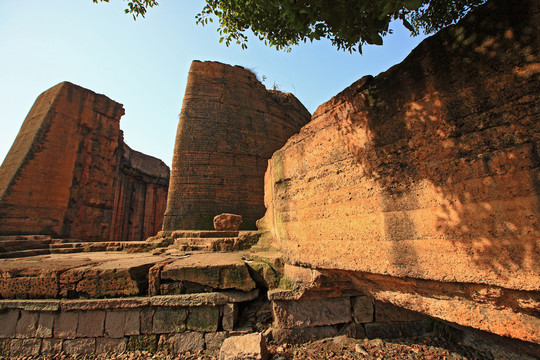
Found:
127,335 -> 157,352
352,296 -> 374,323
63,338 -> 96,355
375,301 -> 425,322
273,297 -> 351,329
10,338 -> 41,357
15,310 -> 38,338
187,306 -> 220,332
223,303 -> 237,331
0,310 -> 19,338
365,320 -> 432,339
105,311 -> 126,338
172,332 -> 205,354
214,213 -> 243,231
41,338 -> 62,355
205,331 -> 228,351
36,312 -> 55,338
153,308 -> 187,333
160,253 -> 256,292
271,326 -> 343,344
124,310 -> 140,336
140,309 -> 154,334
219,333 -> 268,360
54,312 -> 78,339
77,311 -> 105,337
96,337 -> 127,354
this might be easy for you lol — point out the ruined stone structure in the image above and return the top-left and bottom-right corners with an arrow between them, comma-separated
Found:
0,0 -> 539,357
163,61 -> 311,231
260,0 -> 539,344
0,82 -> 169,242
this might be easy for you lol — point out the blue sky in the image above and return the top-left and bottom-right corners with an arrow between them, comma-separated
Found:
0,0 -> 427,167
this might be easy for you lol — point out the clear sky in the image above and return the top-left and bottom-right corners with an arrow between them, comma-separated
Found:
0,0 -> 427,167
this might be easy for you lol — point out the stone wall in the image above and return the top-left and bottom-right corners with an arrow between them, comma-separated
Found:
163,61 -> 311,230
0,82 -> 169,241
260,0 -> 539,344
0,294 -> 254,357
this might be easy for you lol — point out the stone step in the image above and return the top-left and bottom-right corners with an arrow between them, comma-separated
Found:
173,237 -> 237,252
0,238 -> 52,252
0,248 -> 51,259
172,230 -> 239,239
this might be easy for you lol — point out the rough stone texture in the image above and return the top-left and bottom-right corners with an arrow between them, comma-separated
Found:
0,310 -> 19,337
272,297 -> 352,329
222,303 -> 237,331
219,333 -> 268,360
105,311 -> 126,338
364,320 -> 432,340
96,337 -> 127,354
10,338 -> 41,357
15,310 -> 38,338
36,312 -> 55,338
53,311 -> 78,339
205,332 -> 228,351
171,332 -> 205,354
214,214 -> 243,231
163,61 -> 311,231
186,306 -> 220,332
152,308 -> 187,333
0,81 -> 169,241
77,310 -> 105,337
124,310 -> 140,336
41,338 -> 62,354
352,296 -> 374,324
271,326 -> 355,345
160,252 -> 256,293
126,334 -> 157,352
63,338 -> 96,355
260,0 -> 540,344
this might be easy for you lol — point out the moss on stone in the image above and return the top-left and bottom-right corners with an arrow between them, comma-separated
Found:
127,335 -> 158,352
187,306 -> 220,332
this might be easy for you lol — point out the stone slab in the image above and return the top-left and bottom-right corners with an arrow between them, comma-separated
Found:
187,306 -> 220,332
10,338 -> 41,357
0,310 -> 19,337
63,338 -> 96,355
272,297 -> 352,329
105,311 -> 126,338
160,253 -> 256,292
77,310 -> 105,337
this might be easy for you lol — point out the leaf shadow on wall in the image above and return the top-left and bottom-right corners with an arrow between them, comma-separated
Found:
336,3 -> 539,283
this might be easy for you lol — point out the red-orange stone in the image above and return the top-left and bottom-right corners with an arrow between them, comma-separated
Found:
260,0 -> 540,344
163,61 -> 311,230
0,82 -> 169,241
213,213 -> 242,231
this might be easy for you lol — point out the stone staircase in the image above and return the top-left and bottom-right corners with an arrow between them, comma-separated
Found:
169,230 -> 263,252
0,235 -> 153,258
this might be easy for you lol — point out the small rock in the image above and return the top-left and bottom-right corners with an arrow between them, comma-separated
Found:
214,213 -> 242,231
219,333 -> 268,360
355,344 -> 369,356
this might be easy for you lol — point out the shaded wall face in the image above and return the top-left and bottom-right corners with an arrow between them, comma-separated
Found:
163,61 -> 311,230
109,141 -> 169,241
0,82 -> 170,241
261,0 -> 539,343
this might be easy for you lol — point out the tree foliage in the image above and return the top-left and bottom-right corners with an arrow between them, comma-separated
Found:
95,0 -> 486,53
